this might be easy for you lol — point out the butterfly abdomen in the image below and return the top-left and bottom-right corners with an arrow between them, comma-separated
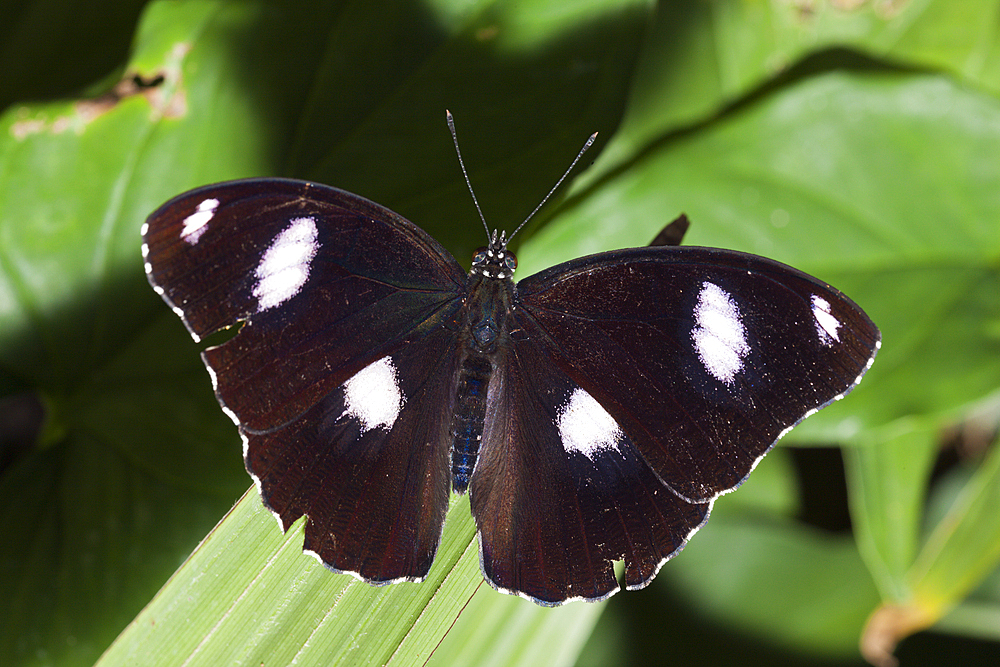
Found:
450,354 -> 492,493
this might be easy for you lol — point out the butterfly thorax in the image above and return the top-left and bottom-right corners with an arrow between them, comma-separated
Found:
464,238 -> 516,351
450,237 -> 517,493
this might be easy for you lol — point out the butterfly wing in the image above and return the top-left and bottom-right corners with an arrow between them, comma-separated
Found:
515,245 -> 880,503
468,245 -> 879,603
142,178 -> 467,582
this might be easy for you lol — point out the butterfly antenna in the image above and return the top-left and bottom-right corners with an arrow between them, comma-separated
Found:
447,110 -> 491,239
448,110 -> 598,247
507,129 -> 598,245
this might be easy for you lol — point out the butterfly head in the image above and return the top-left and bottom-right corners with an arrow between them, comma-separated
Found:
470,229 -> 518,280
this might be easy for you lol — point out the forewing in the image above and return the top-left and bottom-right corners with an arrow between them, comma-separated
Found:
515,246 -> 880,503
470,337 -> 709,605
142,178 -> 467,431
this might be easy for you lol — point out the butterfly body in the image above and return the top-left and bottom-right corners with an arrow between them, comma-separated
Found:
449,242 -> 517,492
142,177 -> 879,606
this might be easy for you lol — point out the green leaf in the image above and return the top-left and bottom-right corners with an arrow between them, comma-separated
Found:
424,575 -> 604,667
845,424 -> 938,602
911,430 -> 1000,611
859,429 -> 1000,665
98,491 -> 480,666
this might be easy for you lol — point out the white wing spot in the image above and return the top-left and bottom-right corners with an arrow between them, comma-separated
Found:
557,388 -> 622,459
692,282 -> 748,385
811,295 -> 841,346
342,357 -> 404,434
180,198 -> 219,245
253,217 -> 319,311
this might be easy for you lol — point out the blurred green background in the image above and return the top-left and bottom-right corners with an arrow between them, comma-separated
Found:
2,1 -> 999,665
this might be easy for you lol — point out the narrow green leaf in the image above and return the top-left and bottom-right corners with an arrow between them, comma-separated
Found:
427,587 -> 603,667
860,430 -> 1000,665
100,488 -> 604,667
99,491 -> 482,666
845,424 -> 938,601
910,432 -> 1000,612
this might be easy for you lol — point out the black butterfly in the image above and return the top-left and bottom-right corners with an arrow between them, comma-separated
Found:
142,119 -> 879,606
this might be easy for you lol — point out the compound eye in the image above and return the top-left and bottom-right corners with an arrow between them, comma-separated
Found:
472,247 -> 489,265
504,253 -> 517,271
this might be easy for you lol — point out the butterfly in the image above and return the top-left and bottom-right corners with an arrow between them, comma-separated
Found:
141,114 -> 880,606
